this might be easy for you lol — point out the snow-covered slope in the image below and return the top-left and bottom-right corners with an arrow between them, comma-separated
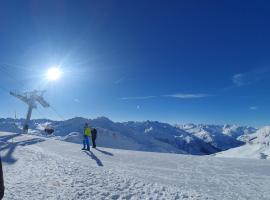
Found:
123,120 -> 219,155
178,124 -> 256,150
217,126 -> 270,159
1,132 -> 270,200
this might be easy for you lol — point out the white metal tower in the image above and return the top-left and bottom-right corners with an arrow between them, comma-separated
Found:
10,90 -> 50,134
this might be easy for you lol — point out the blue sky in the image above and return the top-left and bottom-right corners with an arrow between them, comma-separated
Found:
0,1 -> 270,126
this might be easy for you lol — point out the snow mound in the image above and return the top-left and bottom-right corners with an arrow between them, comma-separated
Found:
217,126 -> 270,159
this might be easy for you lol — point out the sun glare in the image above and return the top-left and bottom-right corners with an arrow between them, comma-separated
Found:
46,67 -> 62,81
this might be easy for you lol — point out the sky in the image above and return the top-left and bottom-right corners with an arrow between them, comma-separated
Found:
0,0 -> 270,127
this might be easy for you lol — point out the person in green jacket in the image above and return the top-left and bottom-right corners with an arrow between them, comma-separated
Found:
82,123 -> 91,151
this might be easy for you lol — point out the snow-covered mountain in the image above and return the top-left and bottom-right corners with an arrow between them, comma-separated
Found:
121,120 -> 219,155
217,126 -> 270,159
1,132 -> 270,200
45,117 -> 219,155
178,124 -> 256,150
0,117 -> 256,155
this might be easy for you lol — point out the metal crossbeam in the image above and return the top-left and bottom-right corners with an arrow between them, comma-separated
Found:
10,90 -> 50,134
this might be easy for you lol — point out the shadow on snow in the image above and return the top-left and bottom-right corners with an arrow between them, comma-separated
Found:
0,133 -> 45,164
94,148 -> 114,156
83,150 -> 104,167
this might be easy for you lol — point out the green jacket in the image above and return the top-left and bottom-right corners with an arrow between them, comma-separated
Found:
84,127 -> 91,136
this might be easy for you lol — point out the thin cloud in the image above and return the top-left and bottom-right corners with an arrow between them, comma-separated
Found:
121,93 -> 210,100
120,96 -> 156,100
249,106 -> 258,110
164,93 -> 210,99
232,73 -> 249,86
232,67 -> 270,87
74,98 -> 80,103
114,76 -> 127,85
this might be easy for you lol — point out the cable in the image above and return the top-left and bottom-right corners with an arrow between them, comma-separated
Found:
0,85 -> 9,93
1,63 -> 66,121
0,64 -> 26,90
35,109 -> 47,120
50,106 -> 65,121
0,72 -> 10,93
0,63 -> 34,73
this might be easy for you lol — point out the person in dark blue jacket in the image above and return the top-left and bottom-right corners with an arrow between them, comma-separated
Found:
0,156 -> 4,200
91,128 -> 97,148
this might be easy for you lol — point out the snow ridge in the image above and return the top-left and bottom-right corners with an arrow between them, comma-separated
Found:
217,126 -> 270,159
178,124 -> 256,150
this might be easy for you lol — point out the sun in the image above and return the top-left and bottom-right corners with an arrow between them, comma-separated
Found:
46,67 -> 62,81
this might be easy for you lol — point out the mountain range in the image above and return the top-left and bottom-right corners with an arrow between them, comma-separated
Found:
0,117 -> 261,156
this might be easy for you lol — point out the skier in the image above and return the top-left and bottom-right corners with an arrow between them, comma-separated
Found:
0,156 -> 4,200
91,128 -> 97,148
82,123 -> 91,151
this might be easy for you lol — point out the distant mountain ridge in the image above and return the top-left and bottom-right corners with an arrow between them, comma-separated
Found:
178,123 -> 257,150
0,117 -> 257,155
217,126 -> 270,159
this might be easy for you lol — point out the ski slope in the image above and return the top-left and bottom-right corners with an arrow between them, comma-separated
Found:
1,132 -> 270,200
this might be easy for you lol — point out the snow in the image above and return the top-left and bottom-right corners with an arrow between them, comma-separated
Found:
178,124 -> 256,150
217,126 -> 270,160
1,132 -> 270,200
144,126 -> 153,133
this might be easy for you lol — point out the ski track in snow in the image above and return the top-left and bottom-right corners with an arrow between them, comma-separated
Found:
4,148 -> 188,200
1,132 -> 270,200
